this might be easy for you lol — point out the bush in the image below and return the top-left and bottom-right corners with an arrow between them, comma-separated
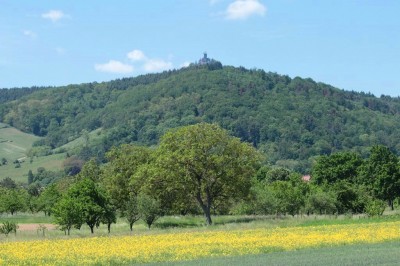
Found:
365,199 -> 386,217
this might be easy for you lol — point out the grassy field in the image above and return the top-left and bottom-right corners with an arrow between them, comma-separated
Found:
0,153 -> 66,183
0,123 -> 66,182
0,123 -> 39,161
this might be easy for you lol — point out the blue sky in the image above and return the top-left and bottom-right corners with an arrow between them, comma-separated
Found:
1,0 -> 399,97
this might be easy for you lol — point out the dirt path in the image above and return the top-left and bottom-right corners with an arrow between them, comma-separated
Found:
18,224 -> 57,231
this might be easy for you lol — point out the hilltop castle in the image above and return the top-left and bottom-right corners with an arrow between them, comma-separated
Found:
198,52 -> 211,65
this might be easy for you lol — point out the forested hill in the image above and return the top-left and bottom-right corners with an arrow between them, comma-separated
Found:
1,63 -> 400,172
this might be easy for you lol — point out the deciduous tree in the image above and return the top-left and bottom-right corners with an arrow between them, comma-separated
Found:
153,123 -> 260,225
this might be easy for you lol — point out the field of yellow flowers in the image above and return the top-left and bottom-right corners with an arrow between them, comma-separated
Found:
1,221 -> 400,265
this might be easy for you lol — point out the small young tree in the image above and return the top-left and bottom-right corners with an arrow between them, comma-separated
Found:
64,178 -> 114,234
0,221 -> 18,237
38,184 -> 61,216
53,196 -> 84,235
138,193 -> 162,229
100,202 -> 116,234
123,194 -> 141,232
2,188 -> 28,215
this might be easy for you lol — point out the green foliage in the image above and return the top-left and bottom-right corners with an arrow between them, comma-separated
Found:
123,194 -> 141,231
271,181 -> 305,216
365,199 -> 386,217
0,177 -> 17,189
153,123 -> 261,225
66,178 -> 112,233
3,67 -> 400,172
37,184 -> 61,216
0,221 -> 18,236
137,193 -> 162,229
312,152 -> 363,185
102,144 -> 152,211
305,187 -> 337,215
0,188 -> 28,215
358,145 -> 400,209
52,195 -> 84,235
53,176 -> 115,235
251,183 -> 277,215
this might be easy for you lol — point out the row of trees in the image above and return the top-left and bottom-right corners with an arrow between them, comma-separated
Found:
51,123 -> 260,233
1,124 -> 399,234
0,183 -> 60,216
50,124 -> 400,233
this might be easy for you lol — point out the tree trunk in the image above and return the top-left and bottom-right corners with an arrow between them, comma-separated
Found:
196,190 -> 213,225
204,206 -> 212,225
129,222 -> 133,231
107,223 -> 111,234
390,199 -> 394,211
90,225 -> 94,234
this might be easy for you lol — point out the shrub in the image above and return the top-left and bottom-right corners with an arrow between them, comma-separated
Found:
365,199 -> 386,217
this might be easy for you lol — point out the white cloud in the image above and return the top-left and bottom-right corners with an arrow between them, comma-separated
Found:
144,59 -> 173,72
23,30 -> 37,39
42,10 -> 67,22
127,49 -> 173,72
225,0 -> 266,20
127,49 -> 147,61
94,60 -> 134,74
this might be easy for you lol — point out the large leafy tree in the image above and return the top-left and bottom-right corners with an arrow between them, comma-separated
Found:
359,145 -> 400,210
153,123 -> 260,225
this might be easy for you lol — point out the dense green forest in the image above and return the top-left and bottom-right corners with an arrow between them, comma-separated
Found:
1,62 -> 400,172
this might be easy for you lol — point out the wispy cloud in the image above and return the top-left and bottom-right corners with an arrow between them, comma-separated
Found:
42,10 -> 68,22
225,0 -> 266,20
94,60 -> 134,74
23,30 -> 37,39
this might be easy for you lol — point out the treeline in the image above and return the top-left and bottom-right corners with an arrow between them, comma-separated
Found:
1,124 -> 399,235
238,145 -> 399,217
2,65 -> 400,172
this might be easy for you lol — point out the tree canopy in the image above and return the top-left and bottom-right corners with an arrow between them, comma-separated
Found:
152,123 -> 261,225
